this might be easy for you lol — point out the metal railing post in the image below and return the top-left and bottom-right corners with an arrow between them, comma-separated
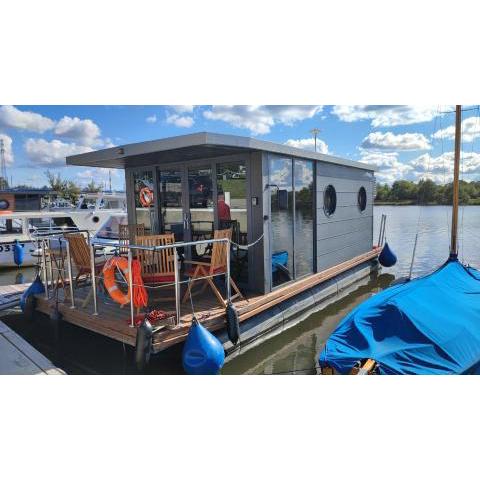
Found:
225,239 -> 231,304
41,239 -> 49,299
173,247 -> 181,326
90,244 -> 98,315
47,238 -> 54,293
128,248 -> 134,327
377,214 -> 384,247
65,239 -> 75,309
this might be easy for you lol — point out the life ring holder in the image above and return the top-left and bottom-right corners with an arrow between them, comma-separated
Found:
139,187 -> 154,207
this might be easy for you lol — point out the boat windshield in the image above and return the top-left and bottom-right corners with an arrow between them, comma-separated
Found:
95,215 -> 127,239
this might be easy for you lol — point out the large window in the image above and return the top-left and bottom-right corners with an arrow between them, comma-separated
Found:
133,171 -> 155,233
158,169 -> 184,239
294,160 -> 314,278
270,157 -> 294,287
270,156 -> 315,287
217,162 -> 248,281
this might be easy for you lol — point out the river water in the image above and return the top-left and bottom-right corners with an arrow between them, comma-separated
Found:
2,206 -> 479,374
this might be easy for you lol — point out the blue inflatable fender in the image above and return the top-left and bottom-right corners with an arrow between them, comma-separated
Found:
182,319 -> 225,375
13,240 -> 24,267
379,242 -> 397,267
20,275 -> 45,312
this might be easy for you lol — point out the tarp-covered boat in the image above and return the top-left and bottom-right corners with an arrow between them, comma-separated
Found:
319,259 -> 480,374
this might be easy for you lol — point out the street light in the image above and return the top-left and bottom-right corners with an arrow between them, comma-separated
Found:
310,128 -> 321,152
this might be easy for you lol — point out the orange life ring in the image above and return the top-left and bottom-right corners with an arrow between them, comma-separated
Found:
102,256 -> 149,308
139,187 -> 154,207
103,256 -> 131,305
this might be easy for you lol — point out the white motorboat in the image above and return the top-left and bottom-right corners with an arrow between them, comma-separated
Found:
0,196 -> 126,268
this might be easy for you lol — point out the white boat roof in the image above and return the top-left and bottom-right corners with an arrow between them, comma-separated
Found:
67,131 -> 376,172
0,211 -> 84,219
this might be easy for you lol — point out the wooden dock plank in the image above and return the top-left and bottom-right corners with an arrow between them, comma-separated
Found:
0,321 -> 64,375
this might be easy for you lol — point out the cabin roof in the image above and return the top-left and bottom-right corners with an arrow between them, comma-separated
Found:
66,132 -> 375,171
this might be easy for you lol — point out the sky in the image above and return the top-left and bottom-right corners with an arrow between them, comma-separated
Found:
1,105 -> 479,191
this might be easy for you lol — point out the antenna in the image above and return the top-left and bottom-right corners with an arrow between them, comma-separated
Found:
109,170 -> 112,192
310,128 -> 321,152
0,139 -> 7,189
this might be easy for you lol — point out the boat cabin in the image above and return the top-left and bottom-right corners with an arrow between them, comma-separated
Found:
67,132 -> 376,295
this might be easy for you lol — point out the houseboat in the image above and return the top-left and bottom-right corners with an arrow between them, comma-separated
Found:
30,132 -> 380,369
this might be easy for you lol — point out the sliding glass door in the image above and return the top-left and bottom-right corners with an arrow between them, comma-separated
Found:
269,156 -> 314,288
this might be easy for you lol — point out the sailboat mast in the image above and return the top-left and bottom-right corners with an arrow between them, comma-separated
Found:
450,105 -> 462,258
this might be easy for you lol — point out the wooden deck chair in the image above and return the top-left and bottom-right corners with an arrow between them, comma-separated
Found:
182,228 -> 244,307
64,233 -> 106,308
118,223 -> 145,256
135,234 -> 177,300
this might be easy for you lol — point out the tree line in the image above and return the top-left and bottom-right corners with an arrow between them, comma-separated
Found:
375,179 -> 480,205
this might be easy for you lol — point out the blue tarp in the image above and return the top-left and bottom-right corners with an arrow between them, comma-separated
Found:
319,259 -> 480,374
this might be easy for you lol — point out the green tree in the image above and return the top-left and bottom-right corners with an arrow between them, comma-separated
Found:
45,170 -> 81,204
417,179 -> 437,204
83,179 -> 102,193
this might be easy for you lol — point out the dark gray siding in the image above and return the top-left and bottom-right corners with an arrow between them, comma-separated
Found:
316,164 -> 374,271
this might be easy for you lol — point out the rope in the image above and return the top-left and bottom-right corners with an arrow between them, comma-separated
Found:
230,232 -> 264,250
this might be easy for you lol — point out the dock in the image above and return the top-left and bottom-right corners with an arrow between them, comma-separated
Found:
34,248 -> 381,354
0,320 -> 64,374
0,283 -> 30,311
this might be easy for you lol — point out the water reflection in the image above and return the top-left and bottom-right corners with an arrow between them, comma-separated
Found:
225,205 -> 480,374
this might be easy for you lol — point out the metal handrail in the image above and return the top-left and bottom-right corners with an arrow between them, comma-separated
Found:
38,234 -> 233,328
92,238 -> 231,327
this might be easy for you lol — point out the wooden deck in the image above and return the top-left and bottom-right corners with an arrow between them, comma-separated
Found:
34,247 -> 381,353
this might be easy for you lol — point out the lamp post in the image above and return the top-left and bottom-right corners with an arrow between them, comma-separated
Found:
310,128 -> 321,152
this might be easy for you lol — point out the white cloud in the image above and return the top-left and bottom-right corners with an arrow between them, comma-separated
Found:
25,138 -> 93,167
0,105 -> 55,133
432,116 -> 480,143
284,137 -> 329,154
76,167 -> 118,186
146,114 -> 157,124
54,116 -> 102,146
203,105 -> 323,135
409,151 -> 480,182
170,105 -> 194,114
360,151 -> 414,184
333,105 -> 443,127
166,113 -> 194,128
0,134 -> 14,166
361,131 -> 431,151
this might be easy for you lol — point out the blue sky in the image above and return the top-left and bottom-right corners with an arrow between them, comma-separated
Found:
1,105 -> 479,190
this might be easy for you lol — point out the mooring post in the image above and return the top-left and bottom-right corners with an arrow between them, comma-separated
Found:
41,238 -> 49,299
128,248 -> 134,327
65,239 -> 75,309
173,247 -> 181,326
225,239 -> 231,303
90,243 -> 98,315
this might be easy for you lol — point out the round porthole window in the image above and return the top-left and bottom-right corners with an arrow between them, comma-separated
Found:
0,199 -> 10,210
358,186 -> 367,212
323,185 -> 337,217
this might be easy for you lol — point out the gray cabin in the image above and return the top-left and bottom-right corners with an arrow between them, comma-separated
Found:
67,132 -> 376,295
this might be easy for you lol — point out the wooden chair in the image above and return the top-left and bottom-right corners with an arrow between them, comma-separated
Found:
118,223 -> 145,256
64,233 -> 106,307
182,228 -> 244,307
135,234 -> 177,300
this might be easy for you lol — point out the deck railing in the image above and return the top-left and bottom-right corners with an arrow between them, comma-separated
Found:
40,234 -> 232,328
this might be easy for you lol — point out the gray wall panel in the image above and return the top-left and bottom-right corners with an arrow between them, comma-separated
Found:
316,161 -> 374,272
